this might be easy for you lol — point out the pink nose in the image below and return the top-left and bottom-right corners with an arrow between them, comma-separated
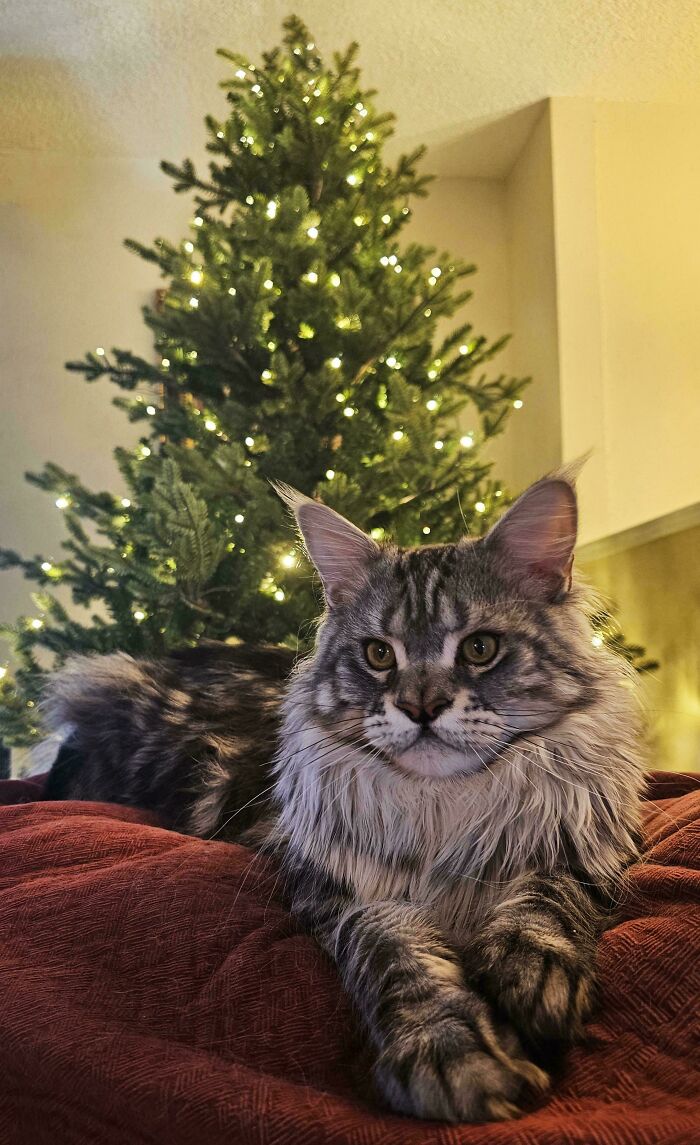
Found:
394,695 -> 452,724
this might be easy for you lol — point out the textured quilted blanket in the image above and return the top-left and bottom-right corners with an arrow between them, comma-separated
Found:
0,772 -> 698,1144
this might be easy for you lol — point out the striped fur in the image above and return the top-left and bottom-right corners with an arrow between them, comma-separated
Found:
45,473 -> 645,1123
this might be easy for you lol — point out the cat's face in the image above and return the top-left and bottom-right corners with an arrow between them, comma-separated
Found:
277,473 -> 600,779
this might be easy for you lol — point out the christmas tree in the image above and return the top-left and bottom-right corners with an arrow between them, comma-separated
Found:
0,15 -> 529,745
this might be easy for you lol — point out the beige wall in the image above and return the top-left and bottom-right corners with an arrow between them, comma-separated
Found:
580,524 -> 700,773
1,153 -> 191,627
503,104 -> 561,489
549,97 -> 700,544
596,102 -> 700,535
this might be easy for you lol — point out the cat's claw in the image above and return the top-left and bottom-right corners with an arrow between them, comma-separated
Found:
374,1019 -> 549,1123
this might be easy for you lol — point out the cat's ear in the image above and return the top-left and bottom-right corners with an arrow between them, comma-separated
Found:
271,482 -> 379,607
484,473 -> 578,598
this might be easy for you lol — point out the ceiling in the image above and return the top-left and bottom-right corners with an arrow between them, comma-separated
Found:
3,0 -> 700,178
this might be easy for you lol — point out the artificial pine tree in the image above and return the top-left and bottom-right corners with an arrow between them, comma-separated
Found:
0,15 -> 531,745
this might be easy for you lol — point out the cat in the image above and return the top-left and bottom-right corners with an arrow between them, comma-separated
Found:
44,470 -> 645,1124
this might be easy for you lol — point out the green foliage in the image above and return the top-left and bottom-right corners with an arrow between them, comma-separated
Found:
590,610 -> 659,674
0,15 -> 530,744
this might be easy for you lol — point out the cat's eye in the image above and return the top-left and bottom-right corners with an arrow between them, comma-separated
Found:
364,640 -> 396,671
460,632 -> 500,667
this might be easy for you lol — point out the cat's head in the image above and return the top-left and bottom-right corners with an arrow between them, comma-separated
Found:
275,472 -> 613,780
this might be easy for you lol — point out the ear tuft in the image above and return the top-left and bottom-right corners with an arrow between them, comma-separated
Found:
485,474 -> 578,597
270,480 -> 379,607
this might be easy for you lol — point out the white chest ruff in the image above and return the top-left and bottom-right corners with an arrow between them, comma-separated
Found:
273,716 -> 643,932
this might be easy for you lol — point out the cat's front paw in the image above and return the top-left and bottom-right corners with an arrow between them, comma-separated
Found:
373,1005 -> 548,1123
470,924 -> 596,1042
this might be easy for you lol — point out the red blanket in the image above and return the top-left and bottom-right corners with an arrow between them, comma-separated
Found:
1,773 -> 699,1144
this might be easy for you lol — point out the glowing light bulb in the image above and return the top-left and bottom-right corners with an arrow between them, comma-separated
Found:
386,355 -> 397,368
346,174 -> 358,186
335,393 -> 345,403
236,69 -> 246,79
495,489 -> 503,498
353,216 -> 365,227
379,256 -> 389,267
428,369 -> 438,380
184,241 -> 194,253
266,200 -> 277,219
307,226 -> 319,239
120,498 -> 131,508
140,446 -> 151,457
55,496 -> 69,509
228,287 -> 237,296
244,436 -> 255,448
343,407 -> 355,418
193,216 -> 203,227
190,269 -> 203,285
267,341 -> 276,350
431,267 -> 442,278
393,264 -> 402,274
460,435 -> 474,449
204,419 -> 217,431
381,214 -> 391,224
592,635 -> 604,648
459,344 -> 470,355
245,195 -> 254,205
329,272 -> 341,287
513,399 -> 524,409
315,116 -> 325,125
392,430 -> 404,441
475,501 -> 486,513
280,553 -> 295,569
424,308 -> 432,317
31,618 -> 43,630
325,469 -> 335,480
161,358 -> 170,367
234,513 -> 245,523
133,610 -> 146,622
41,561 -> 52,572
434,440 -> 444,450
274,589 -> 285,602
365,131 -> 374,141
189,296 -> 199,308
425,399 -> 438,411
261,369 -> 272,381
251,84 -> 261,94
0,667 -> 6,680
388,255 -> 397,266
146,405 -> 156,416
304,271 -> 318,284
330,357 -> 342,369
422,526 -> 431,535
95,347 -> 105,356
263,279 -> 274,290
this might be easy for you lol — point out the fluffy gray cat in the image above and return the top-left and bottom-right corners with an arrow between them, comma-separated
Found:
44,470 -> 645,1123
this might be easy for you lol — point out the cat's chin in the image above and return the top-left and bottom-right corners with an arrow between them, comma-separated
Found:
393,738 -> 488,779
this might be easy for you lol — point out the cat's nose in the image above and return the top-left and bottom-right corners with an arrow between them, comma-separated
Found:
394,694 -> 452,724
